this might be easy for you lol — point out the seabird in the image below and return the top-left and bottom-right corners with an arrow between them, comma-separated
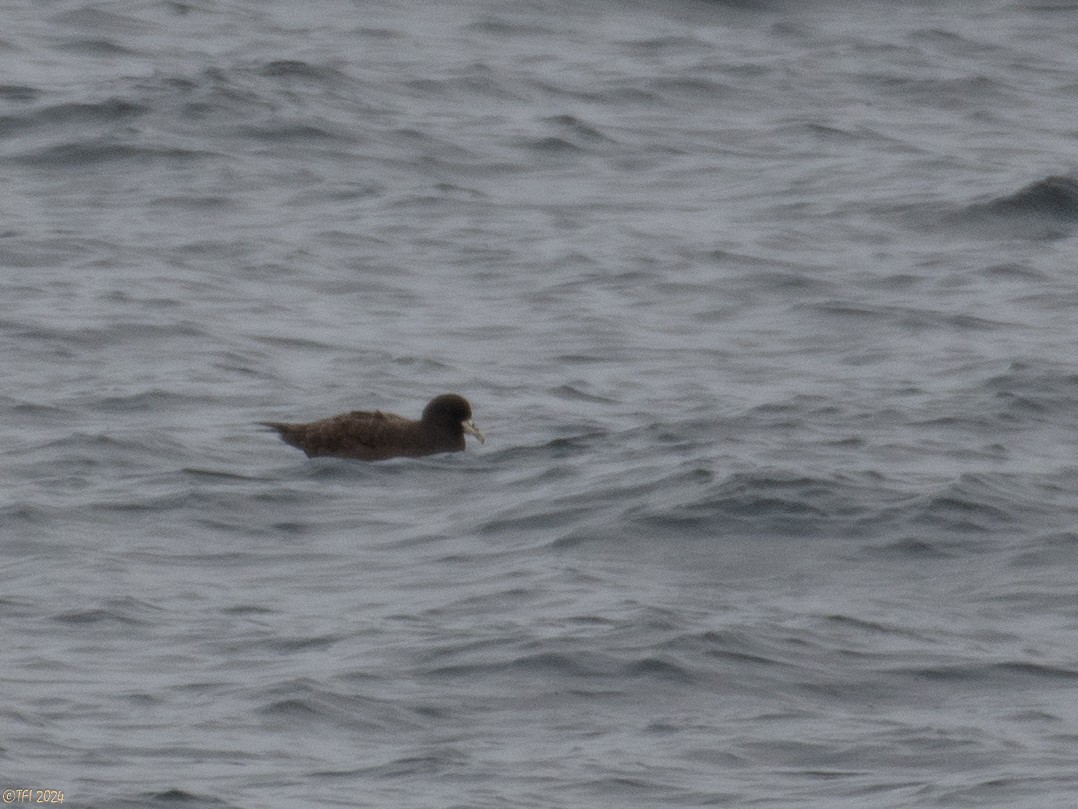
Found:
261,393 -> 484,461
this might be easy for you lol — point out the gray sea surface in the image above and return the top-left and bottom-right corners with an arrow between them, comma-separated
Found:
4,0 -> 1078,806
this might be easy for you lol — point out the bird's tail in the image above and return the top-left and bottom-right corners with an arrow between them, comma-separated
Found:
260,421 -> 301,445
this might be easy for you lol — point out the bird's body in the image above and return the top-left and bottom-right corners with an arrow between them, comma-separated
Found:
262,394 -> 484,461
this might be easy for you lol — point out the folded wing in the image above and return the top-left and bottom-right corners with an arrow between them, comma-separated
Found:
262,410 -> 417,460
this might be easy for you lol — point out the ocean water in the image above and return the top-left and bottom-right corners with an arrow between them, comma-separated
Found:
4,0 -> 1078,806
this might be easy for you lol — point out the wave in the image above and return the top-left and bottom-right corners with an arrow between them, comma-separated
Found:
970,175 -> 1078,220
16,141 -> 212,168
51,596 -> 163,626
887,660 -> 1078,685
501,456 -> 1078,550
955,175 -> 1078,238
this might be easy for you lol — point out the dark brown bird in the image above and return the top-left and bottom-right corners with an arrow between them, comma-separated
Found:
261,393 -> 485,460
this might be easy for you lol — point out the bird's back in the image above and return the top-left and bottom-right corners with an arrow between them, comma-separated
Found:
262,409 -> 420,460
